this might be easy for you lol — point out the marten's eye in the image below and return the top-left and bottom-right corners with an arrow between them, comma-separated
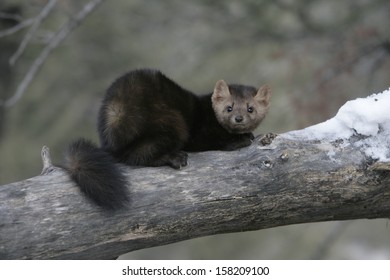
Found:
226,106 -> 233,113
247,107 -> 254,113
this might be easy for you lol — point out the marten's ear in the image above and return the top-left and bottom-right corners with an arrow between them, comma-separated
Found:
212,80 -> 230,101
255,84 -> 271,107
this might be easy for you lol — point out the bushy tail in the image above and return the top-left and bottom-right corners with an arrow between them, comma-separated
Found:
63,138 -> 129,210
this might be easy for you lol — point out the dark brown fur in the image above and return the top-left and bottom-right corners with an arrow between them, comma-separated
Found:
64,69 -> 271,209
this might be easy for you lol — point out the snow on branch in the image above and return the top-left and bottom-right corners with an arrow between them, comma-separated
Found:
286,88 -> 390,162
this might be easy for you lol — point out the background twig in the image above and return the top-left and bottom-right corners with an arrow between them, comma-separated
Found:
2,0 -> 104,108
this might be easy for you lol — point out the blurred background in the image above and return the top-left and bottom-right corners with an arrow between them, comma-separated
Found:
1,0 -> 389,259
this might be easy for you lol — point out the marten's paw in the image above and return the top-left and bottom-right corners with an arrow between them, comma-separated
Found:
167,151 -> 188,169
259,133 -> 277,146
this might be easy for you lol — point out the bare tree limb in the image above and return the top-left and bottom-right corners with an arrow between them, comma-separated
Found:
0,131 -> 389,259
9,0 -> 58,66
0,12 -> 23,22
0,17 -> 35,38
1,0 -> 104,107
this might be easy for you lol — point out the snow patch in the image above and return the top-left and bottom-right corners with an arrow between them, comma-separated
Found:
285,88 -> 390,162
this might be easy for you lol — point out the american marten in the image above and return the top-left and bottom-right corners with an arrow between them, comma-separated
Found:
63,69 -> 271,210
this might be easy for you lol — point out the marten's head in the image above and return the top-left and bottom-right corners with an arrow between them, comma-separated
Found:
211,80 -> 271,134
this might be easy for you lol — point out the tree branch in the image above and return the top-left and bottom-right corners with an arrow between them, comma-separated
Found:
9,0 -> 58,66
0,12 -> 23,22
1,0 -> 104,107
1,130 -> 389,259
0,17 -> 35,38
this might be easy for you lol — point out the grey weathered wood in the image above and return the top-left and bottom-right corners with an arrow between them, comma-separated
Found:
1,133 -> 390,259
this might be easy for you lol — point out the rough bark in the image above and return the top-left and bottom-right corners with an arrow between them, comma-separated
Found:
0,133 -> 390,260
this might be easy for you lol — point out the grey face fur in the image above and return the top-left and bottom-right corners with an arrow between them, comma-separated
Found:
211,80 -> 271,134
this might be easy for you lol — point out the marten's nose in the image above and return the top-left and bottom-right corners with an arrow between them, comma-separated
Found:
235,116 -> 243,123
